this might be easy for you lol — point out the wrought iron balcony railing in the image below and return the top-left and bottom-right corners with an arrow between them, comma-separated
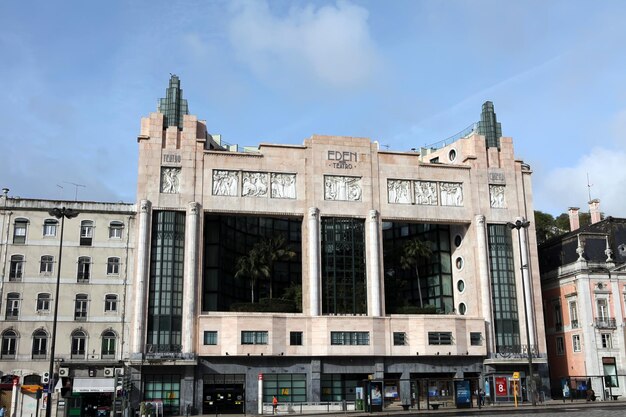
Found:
595,318 -> 617,329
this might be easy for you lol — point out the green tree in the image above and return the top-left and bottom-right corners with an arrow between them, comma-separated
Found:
256,234 -> 296,299
399,238 -> 432,308
234,247 -> 269,303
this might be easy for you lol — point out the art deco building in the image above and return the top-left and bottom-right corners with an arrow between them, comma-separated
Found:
126,76 -> 548,414
0,196 -> 135,417
540,204 -> 626,400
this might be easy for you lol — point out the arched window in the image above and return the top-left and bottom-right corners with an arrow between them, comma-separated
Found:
80,220 -> 94,246
37,293 -> 51,312
74,294 -> 88,320
71,330 -> 87,359
1,329 -> 18,359
40,255 -> 54,275
101,331 -> 116,359
32,329 -> 48,359
77,257 -> 91,282
9,255 -> 24,281
104,294 -> 118,312
109,221 -> 124,239
5,292 -> 20,320
13,218 -> 28,244
107,257 -> 120,275
43,219 -> 58,237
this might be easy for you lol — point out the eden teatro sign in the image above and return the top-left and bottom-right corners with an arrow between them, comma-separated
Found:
328,150 -> 358,169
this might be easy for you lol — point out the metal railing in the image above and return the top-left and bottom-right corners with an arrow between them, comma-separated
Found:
595,318 -> 616,329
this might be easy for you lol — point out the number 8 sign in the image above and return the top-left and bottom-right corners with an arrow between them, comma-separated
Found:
495,377 -> 508,397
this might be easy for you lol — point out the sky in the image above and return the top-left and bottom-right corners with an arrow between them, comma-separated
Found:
1,0 -> 626,217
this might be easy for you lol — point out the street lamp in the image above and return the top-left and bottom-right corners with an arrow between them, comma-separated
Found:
506,218 -> 536,406
46,207 -> 79,417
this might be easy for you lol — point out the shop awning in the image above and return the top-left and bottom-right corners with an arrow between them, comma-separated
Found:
72,378 -> 115,393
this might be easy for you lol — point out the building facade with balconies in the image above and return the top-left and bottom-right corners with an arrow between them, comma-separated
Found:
0,197 -> 135,416
540,206 -> 626,400
126,77 -> 548,414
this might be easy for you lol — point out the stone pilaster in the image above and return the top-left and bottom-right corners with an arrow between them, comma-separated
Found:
475,215 -> 495,353
131,200 -> 151,355
308,208 -> 320,316
182,201 -> 200,355
367,210 -> 382,316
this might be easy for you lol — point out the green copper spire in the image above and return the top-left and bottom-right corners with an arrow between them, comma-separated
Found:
477,101 -> 502,149
158,74 -> 189,130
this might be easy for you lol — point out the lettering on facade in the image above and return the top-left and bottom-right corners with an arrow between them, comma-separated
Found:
328,150 -> 358,169
488,170 -> 506,185
162,153 -> 182,164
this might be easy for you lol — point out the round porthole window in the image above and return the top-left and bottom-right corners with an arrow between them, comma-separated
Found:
457,280 -> 465,293
458,303 -> 467,315
449,149 -> 457,162
455,257 -> 464,270
454,234 -> 463,247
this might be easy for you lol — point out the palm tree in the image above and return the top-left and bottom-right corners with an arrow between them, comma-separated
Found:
256,234 -> 296,299
234,247 -> 269,303
399,238 -> 432,308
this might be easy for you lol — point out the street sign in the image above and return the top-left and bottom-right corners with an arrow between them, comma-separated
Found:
512,372 -> 520,380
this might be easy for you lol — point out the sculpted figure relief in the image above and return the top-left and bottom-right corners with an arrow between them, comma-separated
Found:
440,182 -> 463,206
242,172 -> 268,197
325,176 -> 362,201
161,168 -> 180,194
271,173 -> 296,199
414,181 -> 438,205
212,170 -> 239,196
489,185 -> 506,208
387,180 -> 411,204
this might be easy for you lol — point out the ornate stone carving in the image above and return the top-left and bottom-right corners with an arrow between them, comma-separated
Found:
140,200 -> 151,213
387,180 -> 411,204
188,202 -> 200,214
368,210 -> 378,221
212,170 -> 239,196
271,173 -> 296,199
308,207 -> 319,218
414,181 -> 438,205
161,168 -> 180,194
489,185 -> 506,208
440,182 -> 463,206
324,176 -> 362,201
242,172 -> 268,197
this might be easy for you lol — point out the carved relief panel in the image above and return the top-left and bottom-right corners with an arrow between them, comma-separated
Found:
271,173 -> 296,199
387,180 -> 411,204
440,182 -> 463,206
489,185 -> 506,208
325,176 -> 362,201
160,167 -> 181,194
212,170 -> 239,196
414,181 -> 438,205
242,172 -> 269,197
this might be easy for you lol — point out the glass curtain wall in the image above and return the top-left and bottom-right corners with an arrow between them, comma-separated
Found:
147,211 -> 185,353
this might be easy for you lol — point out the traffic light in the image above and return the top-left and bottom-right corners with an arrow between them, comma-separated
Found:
42,372 -> 50,385
123,376 -> 133,392
115,374 -> 124,391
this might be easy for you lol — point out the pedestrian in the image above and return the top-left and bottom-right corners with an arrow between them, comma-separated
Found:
272,395 -> 278,414
479,389 -> 485,406
0,405 -> 6,417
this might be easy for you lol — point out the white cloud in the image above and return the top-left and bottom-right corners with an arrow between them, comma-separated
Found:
536,147 -> 626,217
227,0 -> 380,90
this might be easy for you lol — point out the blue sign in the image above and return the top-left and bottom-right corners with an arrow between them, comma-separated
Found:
454,380 -> 471,408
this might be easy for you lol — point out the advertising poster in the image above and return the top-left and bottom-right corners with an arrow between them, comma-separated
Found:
495,377 -> 508,397
370,382 -> 383,406
454,380 -> 471,408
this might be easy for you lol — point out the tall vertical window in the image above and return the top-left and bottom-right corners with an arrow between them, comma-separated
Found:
573,334 -> 581,352
104,294 -> 118,312
556,336 -> 565,355
40,255 -> 54,275
603,357 -> 619,387
43,219 -> 58,237
321,217 -> 366,315
1,330 -> 18,359
107,257 -> 120,275
13,218 -> 28,244
570,301 -> 579,329
32,330 -> 48,359
554,302 -> 563,331
37,293 -> 51,312
74,294 -> 88,320
488,224 -> 521,352
77,257 -> 91,282
147,211 -> 185,353
71,330 -> 87,359
101,331 -> 116,358
601,333 -> 612,349
9,255 -> 24,281
5,292 -> 20,319
80,220 -> 94,246
597,299 -> 609,320
109,221 -> 124,239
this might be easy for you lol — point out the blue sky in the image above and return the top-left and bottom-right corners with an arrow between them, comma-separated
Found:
2,0 -> 626,217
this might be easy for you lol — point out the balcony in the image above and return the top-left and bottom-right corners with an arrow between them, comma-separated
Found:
595,318 -> 617,329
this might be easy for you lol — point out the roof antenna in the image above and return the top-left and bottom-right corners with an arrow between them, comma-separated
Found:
64,181 -> 86,201
586,173 -> 593,202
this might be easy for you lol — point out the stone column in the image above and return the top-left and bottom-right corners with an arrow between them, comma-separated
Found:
131,200 -> 151,355
475,215 -> 495,352
518,220 -> 536,348
182,202 -> 200,355
367,210 -> 382,317
308,208 -> 321,316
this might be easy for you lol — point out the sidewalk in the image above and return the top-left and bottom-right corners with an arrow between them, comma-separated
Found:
185,397 -> 626,417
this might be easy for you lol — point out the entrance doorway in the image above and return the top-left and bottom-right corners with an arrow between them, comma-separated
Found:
202,383 -> 245,414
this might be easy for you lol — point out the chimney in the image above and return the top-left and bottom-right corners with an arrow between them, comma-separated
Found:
568,207 -> 580,231
589,199 -> 601,224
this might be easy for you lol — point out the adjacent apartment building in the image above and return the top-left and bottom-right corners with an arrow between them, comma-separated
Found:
540,203 -> 626,400
0,195 -> 135,416
124,76 -> 548,414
